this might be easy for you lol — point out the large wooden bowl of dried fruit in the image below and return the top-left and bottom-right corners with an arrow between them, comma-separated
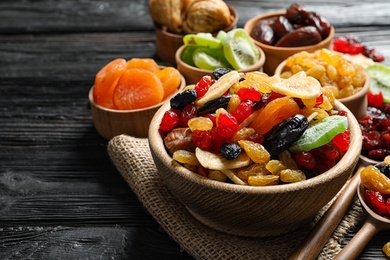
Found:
148,71 -> 362,238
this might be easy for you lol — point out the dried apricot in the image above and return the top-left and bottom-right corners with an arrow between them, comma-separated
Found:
93,58 -> 127,108
250,97 -> 300,135
126,58 -> 160,73
155,67 -> 181,99
113,68 -> 164,110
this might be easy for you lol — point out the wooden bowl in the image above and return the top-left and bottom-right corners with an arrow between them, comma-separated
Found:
175,45 -> 266,85
148,99 -> 362,238
274,60 -> 370,119
154,5 -> 238,65
244,11 -> 335,75
89,73 -> 185,139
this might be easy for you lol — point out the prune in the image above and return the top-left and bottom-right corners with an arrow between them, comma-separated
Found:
250,21 -> 275,45
213,68 -> 232,80
197,95 -> 231,116
220,143 -> 241,160
263,114 -> 309,157
170,89 -> 197,110
275,26 -> 322,47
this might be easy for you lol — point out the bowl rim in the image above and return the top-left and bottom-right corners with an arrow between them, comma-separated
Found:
175,44 -> 266,74
153,4 -> 239,37
149,99 -> 362,194
243,11 -> 335,52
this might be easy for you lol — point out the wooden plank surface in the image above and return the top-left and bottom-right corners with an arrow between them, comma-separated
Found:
1,0 -> 390,259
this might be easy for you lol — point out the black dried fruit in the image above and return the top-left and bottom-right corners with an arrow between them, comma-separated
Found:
197,95 -> 231,116
213,68 -> 233,80
170,89 -> 198,110
376,164 -> 390,178
263,114 -> 309,157
220,143 -> 242,160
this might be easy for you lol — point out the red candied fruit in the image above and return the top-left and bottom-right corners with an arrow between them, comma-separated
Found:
237,87 -> 262,102
293,151 -> 316,170
232,100 -> 253,123
311,143 -> 341,160
160,110 -> 179,131
195,76 -> 213,98
367,91 -> 384,108
192,130 -> 213,151
314,94 -> 324,107
246,133 -> 264,144
178,103 -> 197,127
365,189 -> 387,215
204,113 -> 216,126
332,130 -> 350,152
387,197 -> 390,216
216,113 -> 239,138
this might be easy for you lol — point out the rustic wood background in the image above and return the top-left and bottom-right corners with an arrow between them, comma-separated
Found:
1,0 -> 390,259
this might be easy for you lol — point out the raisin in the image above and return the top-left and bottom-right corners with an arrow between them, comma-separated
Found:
170,89 -> 198,110
212,68 -> 233,80
220,143 -> 241,160
376,164 -> 390,178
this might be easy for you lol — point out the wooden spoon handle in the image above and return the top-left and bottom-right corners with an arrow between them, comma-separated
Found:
334,220 -> 379,260
289,163 -> 364,260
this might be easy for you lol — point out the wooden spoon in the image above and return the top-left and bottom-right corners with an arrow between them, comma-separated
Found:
334,179 -> 390,259
289,155 -> 379,260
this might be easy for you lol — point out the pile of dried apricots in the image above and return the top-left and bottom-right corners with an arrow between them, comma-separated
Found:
93,58 -> 181,110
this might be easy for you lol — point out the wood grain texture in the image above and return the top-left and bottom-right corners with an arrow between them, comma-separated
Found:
1,0 -> 390,259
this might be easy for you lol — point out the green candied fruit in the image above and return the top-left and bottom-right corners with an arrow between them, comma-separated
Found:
289,115 -> 348,153
366,63 -> 390,103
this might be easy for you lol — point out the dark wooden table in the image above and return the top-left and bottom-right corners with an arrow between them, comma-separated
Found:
1,0 -> 390,259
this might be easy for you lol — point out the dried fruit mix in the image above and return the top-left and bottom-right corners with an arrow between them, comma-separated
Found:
159,69 -> 351,186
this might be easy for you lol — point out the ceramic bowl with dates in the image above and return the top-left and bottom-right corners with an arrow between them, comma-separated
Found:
244,3 -> 334,75
148,68 -> 362,237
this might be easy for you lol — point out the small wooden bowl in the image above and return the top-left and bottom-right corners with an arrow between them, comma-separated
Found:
154,5 -> 238,65
244,11 -> 335,75
89,73 -> 186,139
175,45 -> 266,85
149,99 -> 362,238
274,60 -> 370,119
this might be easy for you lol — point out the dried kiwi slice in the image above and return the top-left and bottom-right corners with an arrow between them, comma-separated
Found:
223,28 -> 260,70
192,47 -> 231,71
183,33 -> 222,49
366,63 -> 390,102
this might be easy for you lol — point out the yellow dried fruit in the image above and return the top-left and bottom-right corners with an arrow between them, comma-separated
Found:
248,174 -> 279,186
238,139 -> 270,164
188,116 -> 213,131
280,169 -> 306,183
195,147 -> 251,170
172,150 -> 199,166
266,160 -> 287,176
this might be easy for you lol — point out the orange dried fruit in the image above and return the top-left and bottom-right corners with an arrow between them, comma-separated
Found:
155,67 -> 181,99
250,97 -> 300,135
126,58 -> 160,73
93,58 -> 127,109
113,68 -> 164,110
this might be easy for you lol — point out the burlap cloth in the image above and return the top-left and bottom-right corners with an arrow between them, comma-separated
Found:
107,134 -> 364,260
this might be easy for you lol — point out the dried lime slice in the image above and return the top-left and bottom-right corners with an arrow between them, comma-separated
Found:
183,33 -> 222,49
366,63 -> 390,102
223,28 -> 260,70
271,74 -> 322,99
192,47 -> 231,70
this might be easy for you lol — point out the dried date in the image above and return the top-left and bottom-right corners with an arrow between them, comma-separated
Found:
275,26 -> 322,47
250,21 -> 275,45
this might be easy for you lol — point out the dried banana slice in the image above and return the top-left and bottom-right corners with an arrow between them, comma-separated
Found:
271,72 -> 322,99
195,147 -> 251,170
195,70 -> 239,107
